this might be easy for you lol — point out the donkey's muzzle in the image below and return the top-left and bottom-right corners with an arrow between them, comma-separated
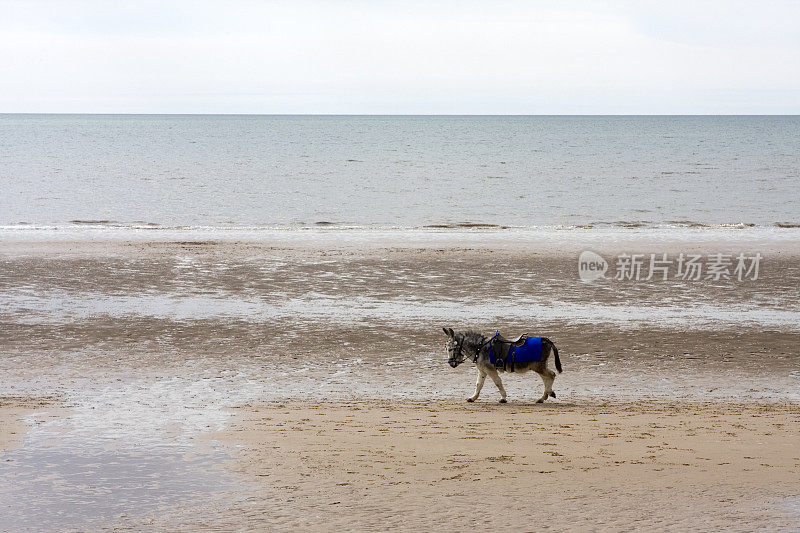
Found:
448,360 -> 459,368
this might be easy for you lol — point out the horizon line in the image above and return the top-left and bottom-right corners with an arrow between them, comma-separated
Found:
2,112 -> 799,117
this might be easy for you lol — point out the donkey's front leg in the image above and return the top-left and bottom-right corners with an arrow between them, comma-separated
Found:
467,370 -> 487,402
488,370 -> 508,403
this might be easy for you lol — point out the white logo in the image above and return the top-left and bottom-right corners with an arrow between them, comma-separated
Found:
578,251 -> 608,282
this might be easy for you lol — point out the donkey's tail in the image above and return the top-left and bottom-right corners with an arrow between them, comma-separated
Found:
543,337 -> 562,373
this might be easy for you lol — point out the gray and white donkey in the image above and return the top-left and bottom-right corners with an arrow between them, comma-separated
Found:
444,327 -> 562,404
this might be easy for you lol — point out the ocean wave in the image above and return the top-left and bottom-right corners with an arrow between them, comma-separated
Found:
665,220 -> 757,229
592,220 -> 651,228
1,220 -> 800,232
1,221 -> 799,247
70,219 -> 118,225
64,220 -> 162,228
423,222 -> 506,229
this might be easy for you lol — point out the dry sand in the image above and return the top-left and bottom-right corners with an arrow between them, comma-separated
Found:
208,400 -> 800,532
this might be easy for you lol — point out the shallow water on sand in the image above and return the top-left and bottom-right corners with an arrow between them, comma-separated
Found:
0,377 -> 252,530
4,290 -> 800,331
1,445 -> 233,530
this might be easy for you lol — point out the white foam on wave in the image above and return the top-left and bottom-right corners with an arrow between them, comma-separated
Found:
1,223 -> 799,245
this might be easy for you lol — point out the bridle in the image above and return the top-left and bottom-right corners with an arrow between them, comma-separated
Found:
450,333 -> 495,366
449,338 -> 466,367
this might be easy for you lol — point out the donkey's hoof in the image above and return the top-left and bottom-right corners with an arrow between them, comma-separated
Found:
499,398 -> 507,404
549,391 -> 556,398
466,398 -> 475,403
536,398 -> 544,404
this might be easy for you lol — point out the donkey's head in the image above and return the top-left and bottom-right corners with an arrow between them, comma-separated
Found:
443,327 -> 467,368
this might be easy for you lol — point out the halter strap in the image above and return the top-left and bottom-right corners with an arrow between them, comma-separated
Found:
472,332 -> 496,363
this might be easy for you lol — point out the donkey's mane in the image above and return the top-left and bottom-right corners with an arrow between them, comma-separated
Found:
462,330 -> 486,347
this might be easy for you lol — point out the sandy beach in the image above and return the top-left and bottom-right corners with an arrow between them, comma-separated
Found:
1,230 -> 799,531
211,400 -> 800,531
3,397 -> 800,531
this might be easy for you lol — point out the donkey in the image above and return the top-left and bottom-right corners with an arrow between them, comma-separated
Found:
443,327 -> 562,404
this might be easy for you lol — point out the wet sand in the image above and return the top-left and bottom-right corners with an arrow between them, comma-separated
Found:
1,230 -> 799,530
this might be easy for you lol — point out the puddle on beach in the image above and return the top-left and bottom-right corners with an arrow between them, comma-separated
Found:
776,497 -> 800,524
0,445 -> 233,530
0,377 -> 256,530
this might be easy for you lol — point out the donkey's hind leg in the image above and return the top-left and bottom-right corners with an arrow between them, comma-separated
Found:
488,370 -> 508,403
536,369 -> 556,403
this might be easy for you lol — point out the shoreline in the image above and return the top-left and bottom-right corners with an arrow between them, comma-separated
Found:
1,224 -> 799,249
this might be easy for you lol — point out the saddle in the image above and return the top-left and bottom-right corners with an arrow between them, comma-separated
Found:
493,333 -> 528,346
488,332 -> 543,372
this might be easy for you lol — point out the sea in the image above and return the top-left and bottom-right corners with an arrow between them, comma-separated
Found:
1,114 -> 798,234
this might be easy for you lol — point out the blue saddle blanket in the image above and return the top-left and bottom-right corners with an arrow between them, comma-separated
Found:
490,336 -> 543,364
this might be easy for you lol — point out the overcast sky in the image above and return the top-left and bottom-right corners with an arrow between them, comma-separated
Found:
1,0 -> 798,114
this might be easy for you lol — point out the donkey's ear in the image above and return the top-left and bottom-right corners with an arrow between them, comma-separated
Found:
443,327 -> 453,337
